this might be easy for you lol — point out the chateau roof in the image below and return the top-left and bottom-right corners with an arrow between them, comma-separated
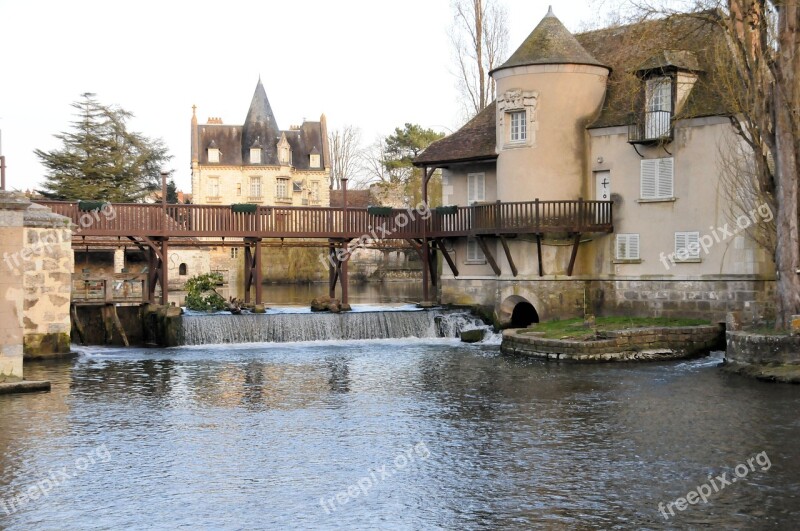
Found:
242,78 -> 281,165
413,102 -> 497,167
491,6 -> 606,74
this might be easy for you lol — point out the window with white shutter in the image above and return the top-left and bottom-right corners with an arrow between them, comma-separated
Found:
615,234 -> 640,260
640,158 -> 674,200
467,173 -> 485,204
466,238 -> 485,263
674,231 -> 700,260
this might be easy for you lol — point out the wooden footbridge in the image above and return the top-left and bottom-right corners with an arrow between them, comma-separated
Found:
38,198 -> 613,306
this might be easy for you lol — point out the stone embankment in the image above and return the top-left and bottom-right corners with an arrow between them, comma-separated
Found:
502,325 -> 724,362
725,331 -> 800,383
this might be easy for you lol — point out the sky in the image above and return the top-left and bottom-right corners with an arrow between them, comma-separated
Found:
0,0 -> 613,194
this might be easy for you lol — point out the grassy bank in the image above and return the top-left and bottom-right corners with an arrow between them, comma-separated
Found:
522,316 -> 711,340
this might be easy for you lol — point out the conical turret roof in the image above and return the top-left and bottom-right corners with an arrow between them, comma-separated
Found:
491,6 -> 607,75
243,78 -> 281,164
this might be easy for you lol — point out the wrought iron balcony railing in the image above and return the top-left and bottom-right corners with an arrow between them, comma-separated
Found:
628,110 -> 673,144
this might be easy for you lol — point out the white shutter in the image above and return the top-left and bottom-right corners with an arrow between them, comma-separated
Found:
674,232 -> 687,257
468,173 -> 485,204
686,231 -> 700,259
657,158 -> 674,198
641,160 -> 657,199
616,234 -> 640,260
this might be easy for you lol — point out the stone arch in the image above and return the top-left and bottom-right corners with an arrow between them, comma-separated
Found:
179,263 -> 188,276
495,295 -> 540,329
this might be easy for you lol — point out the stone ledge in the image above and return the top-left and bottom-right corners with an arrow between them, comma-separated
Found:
722,361 -> 800,384
502,325 -> 723,362
725,330 -> 800,383
0,380 -> 51,395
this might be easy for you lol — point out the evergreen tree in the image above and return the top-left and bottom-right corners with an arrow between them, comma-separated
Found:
382,124 -> 445,207
35,93 -> 171,202
166,179 -> 179,204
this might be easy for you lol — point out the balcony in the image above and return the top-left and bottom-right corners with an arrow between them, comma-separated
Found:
628,111 -> 673,145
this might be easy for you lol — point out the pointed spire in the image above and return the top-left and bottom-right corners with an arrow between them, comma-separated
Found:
243,78 -> 281,165
491,9 -> 607,75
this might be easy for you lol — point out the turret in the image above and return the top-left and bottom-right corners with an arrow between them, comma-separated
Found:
490,6 -> 610,201
242,77 -> 281,165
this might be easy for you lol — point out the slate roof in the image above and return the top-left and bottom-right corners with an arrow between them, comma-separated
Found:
413,102 -> 497,167
195,79 -> 329,168
491,6 -> 606,75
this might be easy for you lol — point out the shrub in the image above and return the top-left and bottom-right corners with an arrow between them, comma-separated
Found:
184,273 -> 226,311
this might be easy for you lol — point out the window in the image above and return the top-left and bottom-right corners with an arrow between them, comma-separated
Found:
278,139 -> 291,165
208,177 -> 220,199
250,148 -> 261,164
640,158 -> 673,200
178,263 -> 187,276
208,148 -> 220,163
467,238 -> 486,263
310,153 -> 320,168
276,178 -> 289,200
236,183 -> 242,197
310,181 -> 320,202
509,111 -> 527,142
230,247 -> 239,259
615,234 -> 640,260
675,231 -> 700,261
249,176 -> 262,198
645,77 -> 673,139
467,172 -> 485,204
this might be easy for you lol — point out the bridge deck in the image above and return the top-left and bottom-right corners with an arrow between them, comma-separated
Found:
38,199 -> 613,240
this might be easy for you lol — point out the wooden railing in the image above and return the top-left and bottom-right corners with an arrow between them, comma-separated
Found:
38,199 -> 613,240
72,275 -> 146,304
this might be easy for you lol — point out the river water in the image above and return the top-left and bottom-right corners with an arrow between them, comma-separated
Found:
1,335 -> 799,529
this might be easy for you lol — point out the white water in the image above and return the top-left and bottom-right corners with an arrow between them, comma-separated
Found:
181,308 -> 497,345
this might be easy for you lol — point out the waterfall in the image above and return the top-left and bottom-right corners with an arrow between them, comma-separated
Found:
180,309 -> 495,345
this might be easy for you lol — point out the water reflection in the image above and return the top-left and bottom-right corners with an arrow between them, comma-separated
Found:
1,342 -> 799,529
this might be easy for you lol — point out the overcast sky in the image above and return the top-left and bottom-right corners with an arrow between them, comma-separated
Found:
0,0 -> 613,193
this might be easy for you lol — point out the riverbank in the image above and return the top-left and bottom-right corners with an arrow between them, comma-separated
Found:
501,317 -> 723,362
724,329 -> 800,384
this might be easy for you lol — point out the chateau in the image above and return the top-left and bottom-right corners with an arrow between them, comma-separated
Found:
415,8 -> 775,324
191,78 -> 331,208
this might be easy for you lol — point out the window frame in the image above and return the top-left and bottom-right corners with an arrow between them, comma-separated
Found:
207,148 -> 220,163
276,177 -> 290,200
509,110 -> 527,143
467,172 -> 486,205
250,148 -> 262,165
249,176 -> 262,199
466,237 -> 486,264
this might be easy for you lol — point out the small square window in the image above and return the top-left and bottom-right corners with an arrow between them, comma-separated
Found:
208,148 -> 220,163
250,148 -> 261,164
230,247 -> 239,259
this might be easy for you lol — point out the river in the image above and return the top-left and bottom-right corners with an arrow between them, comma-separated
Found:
1,336 -> 799,529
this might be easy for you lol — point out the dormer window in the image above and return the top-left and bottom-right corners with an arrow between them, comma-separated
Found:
207,140 -> 220,163
277,134 -> 292,166
629,50 -> 701,145
250,147 -> 262,164
310,153 -> 320,168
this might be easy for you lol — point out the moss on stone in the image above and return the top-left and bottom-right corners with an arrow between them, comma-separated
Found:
24,332 -> 71,357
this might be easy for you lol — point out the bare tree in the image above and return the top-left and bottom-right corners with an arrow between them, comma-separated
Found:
450,0 -> 509,118
328,125 -> 363,190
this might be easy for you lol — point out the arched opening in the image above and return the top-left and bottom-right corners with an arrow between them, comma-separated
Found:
179,263 -> 188,276
511,302 -> 539,327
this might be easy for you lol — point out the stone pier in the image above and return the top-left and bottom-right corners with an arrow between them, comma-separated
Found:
0,192 -> 73,385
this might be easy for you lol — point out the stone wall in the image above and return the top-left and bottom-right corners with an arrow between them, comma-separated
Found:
502,325 -> 724,362
726,331 -> 800,367
21,203 -> 74,357
441,277 -> 775,324
0,194 -> 29,381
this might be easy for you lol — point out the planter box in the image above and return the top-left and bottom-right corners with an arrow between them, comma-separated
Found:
367,206 -> 393,216
435,205 -> 458,215
231,203 -> 258,213
78,200 -> 108,212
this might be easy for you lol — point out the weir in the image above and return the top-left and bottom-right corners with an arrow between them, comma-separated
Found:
181,309 -> 493,345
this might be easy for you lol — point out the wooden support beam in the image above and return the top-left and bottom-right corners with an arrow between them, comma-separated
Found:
567,232 -> 581,277
254,239 -> 263,305
160,239 -> 168,306
244,245 -> 253,304
340,241 -> 349,305
70,304 -> 86,345
499,236 -> 517,277
421,237 -> 430,301
536,234 -> 544,277
476,236 -> 501,276
328,241 -> 337,298
435,239 -> 459,277
427,240 -> 437,289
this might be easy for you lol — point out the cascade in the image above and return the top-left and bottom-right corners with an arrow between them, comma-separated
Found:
181,309 -> 495,345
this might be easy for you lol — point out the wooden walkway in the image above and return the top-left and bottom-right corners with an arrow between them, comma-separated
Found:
38,199 -> 613,306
